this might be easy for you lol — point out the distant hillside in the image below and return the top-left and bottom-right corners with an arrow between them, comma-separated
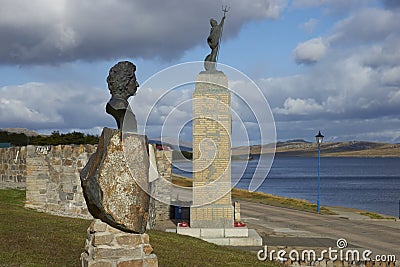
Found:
232,140 -> 400,157
2,128 -> 396,158
1,128 -> 39,136
274,140 -> 400,157
164,139 -> 399,158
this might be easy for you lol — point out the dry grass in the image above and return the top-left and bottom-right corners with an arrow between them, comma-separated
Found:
172,174 -> 193,187
359,211 -> 396,220
231,188 -> 335,215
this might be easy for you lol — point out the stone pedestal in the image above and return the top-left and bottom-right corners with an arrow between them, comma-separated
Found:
81,219 -> 158,267
176,226 -> 262,246
191,71 -> 234,228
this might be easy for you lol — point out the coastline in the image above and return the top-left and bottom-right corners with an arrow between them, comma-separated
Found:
171,174 -> 398,220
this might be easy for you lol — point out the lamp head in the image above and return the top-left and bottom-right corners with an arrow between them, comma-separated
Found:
315,131 -> 324,145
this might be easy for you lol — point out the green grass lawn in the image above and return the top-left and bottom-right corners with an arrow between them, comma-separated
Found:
0,189 -> 90,266
0,189 -> 281,267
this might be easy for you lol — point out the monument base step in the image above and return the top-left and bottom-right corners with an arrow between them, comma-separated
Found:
170,227 -> 262,246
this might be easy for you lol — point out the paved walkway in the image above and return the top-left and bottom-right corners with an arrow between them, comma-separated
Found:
239,201 -> 400,256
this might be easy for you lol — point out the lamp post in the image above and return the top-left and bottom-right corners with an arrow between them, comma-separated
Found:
315,131 -> 324,213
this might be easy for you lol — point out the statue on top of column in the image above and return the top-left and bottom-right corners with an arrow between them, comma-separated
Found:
204,6 -> 229,71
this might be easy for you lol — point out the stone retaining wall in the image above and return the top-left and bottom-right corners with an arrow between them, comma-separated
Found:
25,144 -> 97,219
0,146 -> 27,189
0,144 -> 173,224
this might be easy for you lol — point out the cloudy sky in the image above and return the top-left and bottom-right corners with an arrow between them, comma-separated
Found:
1,0 -> 400,144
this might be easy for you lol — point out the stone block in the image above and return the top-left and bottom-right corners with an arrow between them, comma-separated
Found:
142,234 -> 149,244
115,234 -> 142,247
202,238 -> 230,246
81,252 -> 113,267
200,228 -> 224,238
89,261 -> 112,267
93,246 -> 142,260
143,255 -> 158,267
90,220 -> 108,233
92,233 -> 114,246
224,228 -> 248,237
63,158 -> 73,166
234,229 -> 263,246
117,260 -> 143,267
142,244 -> 153,255
176,227 -> 200,237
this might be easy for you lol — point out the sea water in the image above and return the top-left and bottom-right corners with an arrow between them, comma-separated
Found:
172,156 -> 400,216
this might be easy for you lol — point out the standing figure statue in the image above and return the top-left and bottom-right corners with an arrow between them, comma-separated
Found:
204,8 -> 228,71
106,61 -> 139,132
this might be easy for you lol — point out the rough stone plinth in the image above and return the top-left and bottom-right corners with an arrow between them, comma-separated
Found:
81,219 -> 158,267
80,128 -> 150,233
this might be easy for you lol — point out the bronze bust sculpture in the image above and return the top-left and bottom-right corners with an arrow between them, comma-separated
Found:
80,61 -> 149,233
106,61 -> 139,132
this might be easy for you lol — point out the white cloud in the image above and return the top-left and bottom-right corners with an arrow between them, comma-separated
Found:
0,95 -> 62,123
292,0 -> 329,8
273,97 -> 323,115
300,18 -> 319,34
331,8 -> 400,44
0,0 -> 288,65
293,37 -> 327,64
241,1 -> 400,141
292,0 -> 371,14
0,82 -> 108,130
381,66 -> 400,86
2,1 -> 400,144
358,37 -> 400,70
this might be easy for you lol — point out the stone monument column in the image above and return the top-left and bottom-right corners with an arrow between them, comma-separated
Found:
176,11 -> 262,246
190,71 -> 234,229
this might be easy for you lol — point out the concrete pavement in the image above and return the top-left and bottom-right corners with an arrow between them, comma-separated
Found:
239,201 -> 400,256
